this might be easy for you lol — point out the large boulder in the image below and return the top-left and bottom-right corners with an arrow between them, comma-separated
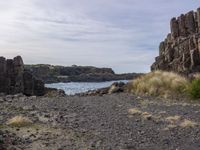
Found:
0,56 -> 45,96
151,8 -> 200,74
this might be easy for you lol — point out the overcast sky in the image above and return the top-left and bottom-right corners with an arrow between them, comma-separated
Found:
0,0 -> 199,73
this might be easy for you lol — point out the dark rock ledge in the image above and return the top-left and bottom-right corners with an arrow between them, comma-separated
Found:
25,64 -> 141,84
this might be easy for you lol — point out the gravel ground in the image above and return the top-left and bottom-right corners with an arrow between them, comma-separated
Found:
0,93 -> 200,150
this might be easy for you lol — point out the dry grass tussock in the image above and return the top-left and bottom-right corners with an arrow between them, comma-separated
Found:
165,115 -> 181,124
126,71 -> 189,97
179,119 -> 198,128
128,108 -> 142,115
7,116 -> 33,127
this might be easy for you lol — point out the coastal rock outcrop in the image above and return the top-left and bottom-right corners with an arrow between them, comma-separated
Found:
25,64 -> 141,83
151,8 -> 200,74
0,56 -> 45,96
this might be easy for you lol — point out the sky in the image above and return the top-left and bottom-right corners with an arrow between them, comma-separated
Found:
0,0 -> 199,73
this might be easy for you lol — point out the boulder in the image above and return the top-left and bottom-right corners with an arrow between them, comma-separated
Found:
0,56 -> 45,96
108,82 -> 125,94
151,8 -> 200,74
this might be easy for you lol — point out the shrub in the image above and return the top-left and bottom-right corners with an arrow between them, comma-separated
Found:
126,71 -> 189,97
7,116 -> 33,127
187,78 -> 200,99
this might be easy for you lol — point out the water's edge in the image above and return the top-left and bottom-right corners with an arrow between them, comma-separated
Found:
45,80 -> 128,95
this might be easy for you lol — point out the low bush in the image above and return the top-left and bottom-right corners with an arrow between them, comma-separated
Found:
187,78 -> 200,99
126,71 -> 189,97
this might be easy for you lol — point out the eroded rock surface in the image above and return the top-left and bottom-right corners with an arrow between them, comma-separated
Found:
0,56 -> 45,96
151,8 -> 200,74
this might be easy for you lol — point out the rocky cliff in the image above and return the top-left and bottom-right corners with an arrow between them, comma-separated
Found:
151,8 -> 200,74
0,56 -> 45,96
25,64 -> 140,83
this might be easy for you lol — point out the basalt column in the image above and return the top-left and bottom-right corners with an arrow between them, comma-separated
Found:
0,56 -> 45,96
151,8 -> 200,74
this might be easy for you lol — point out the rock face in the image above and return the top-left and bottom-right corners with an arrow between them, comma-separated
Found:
151,8 -> 200,74
0,56 -> 45,96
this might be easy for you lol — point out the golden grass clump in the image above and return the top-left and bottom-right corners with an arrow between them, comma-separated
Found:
141,112 -> 152,119
7,116 -> 33,127
128,108 -> 142,115
179,119 -> 198,128
127,71 -> 189,97
165,115 -> 181,124
108,85 -> 117,94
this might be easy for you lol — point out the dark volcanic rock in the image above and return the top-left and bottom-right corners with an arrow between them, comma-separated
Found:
23,71 -> 34,96
14,56 -> 24,94
77,82 -> 126,96
151,8 -> 200,74
34,79 -> 45,96
44,87 -> 66,97
0,56 -> 45,96
0,57 -> 7,93
25,64 -> 141,83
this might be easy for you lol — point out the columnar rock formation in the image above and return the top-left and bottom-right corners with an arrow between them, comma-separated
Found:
151,8 -> 200,74
0,56 -> 45,96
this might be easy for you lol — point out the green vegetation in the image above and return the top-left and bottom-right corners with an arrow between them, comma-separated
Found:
187,78 -> 200,99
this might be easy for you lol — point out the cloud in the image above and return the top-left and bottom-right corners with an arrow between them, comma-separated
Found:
0,0 -> 199,73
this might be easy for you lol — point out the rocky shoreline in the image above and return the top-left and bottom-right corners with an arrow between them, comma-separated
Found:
0,56 -> 199,149
76,82 -> 126,96
0,93 -> 200,149
25,64 -> 141,84
1,7 -> 200,150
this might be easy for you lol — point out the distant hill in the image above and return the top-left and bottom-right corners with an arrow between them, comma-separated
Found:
25,64 -> 141,83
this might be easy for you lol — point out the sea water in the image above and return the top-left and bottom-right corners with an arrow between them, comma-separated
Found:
45,80 -> 129,95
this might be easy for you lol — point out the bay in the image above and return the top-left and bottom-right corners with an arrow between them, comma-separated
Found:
45,80 -> 128,95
